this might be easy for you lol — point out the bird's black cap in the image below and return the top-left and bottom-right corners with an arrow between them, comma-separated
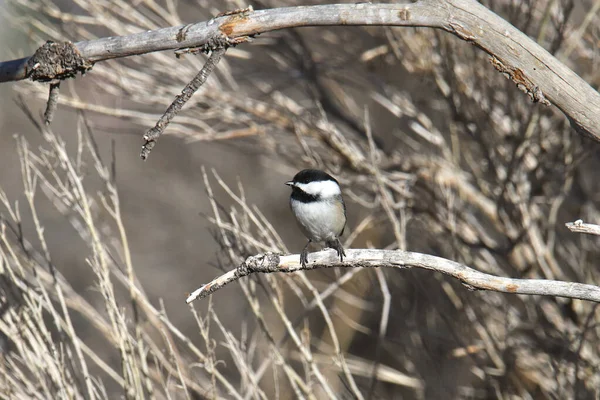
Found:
289,169 -> 338,185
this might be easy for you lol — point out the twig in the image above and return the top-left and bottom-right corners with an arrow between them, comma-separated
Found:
288,351 -> 424,391
185,249 -> 600,304
367,269 -> 391,398
565,220 -> 600,236
43,81 -> 61,125
140,46 -> 227,160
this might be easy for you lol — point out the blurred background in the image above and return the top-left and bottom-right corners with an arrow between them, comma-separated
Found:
0,0 -> 599,399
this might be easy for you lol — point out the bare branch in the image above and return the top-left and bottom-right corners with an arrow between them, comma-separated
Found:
185,249 -> 600,304
566,220 -> 600,236
1,1 -> 599,141
140,46 -> 227,160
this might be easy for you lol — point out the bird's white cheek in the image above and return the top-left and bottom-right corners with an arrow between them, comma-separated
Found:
296,181 -> 341,197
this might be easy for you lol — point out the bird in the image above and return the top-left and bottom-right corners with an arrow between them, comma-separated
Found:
285,169 -> 347,268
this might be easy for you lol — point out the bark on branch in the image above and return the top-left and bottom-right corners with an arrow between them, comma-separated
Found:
185,249 -> 600,304
1,1 -> 599,141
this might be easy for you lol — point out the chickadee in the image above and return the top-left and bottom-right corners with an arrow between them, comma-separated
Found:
285,169 -> 347,267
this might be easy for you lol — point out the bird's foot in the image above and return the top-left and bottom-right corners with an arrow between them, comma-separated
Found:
300,241 -> 311,268
300,249 -> 308,268
327,239 -> 346,263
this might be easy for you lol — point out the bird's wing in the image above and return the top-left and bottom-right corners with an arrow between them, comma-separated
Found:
339,195 -> 347,236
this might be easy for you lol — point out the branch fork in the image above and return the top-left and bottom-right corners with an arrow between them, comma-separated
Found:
140,36 -> 231,160
25,41 -> 94,126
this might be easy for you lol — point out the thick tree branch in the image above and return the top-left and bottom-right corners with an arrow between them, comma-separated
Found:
1,1 -> 599,141
185,249 -> 600,304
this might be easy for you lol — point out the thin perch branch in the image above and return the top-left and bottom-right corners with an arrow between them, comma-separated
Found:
1,1 -> 599,141
566,220 -> 600,236
185,249 -> 600,304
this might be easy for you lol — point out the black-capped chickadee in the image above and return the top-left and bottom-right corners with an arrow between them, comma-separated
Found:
285,169 -> 347,267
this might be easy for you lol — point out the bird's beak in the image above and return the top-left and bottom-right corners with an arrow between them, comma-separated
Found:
285,181 -> 294,187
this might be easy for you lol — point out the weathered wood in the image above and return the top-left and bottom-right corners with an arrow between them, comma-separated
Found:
1,1 -> 599,141
186,249 -> 600,303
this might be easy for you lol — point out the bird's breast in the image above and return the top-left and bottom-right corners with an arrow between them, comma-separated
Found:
290,198 -> 346,242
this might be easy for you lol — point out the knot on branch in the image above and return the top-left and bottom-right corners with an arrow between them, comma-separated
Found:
26,41 -> 93,82
200,33 -> 251,54
201,35 -> 232,53
239,252 -> 281,276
